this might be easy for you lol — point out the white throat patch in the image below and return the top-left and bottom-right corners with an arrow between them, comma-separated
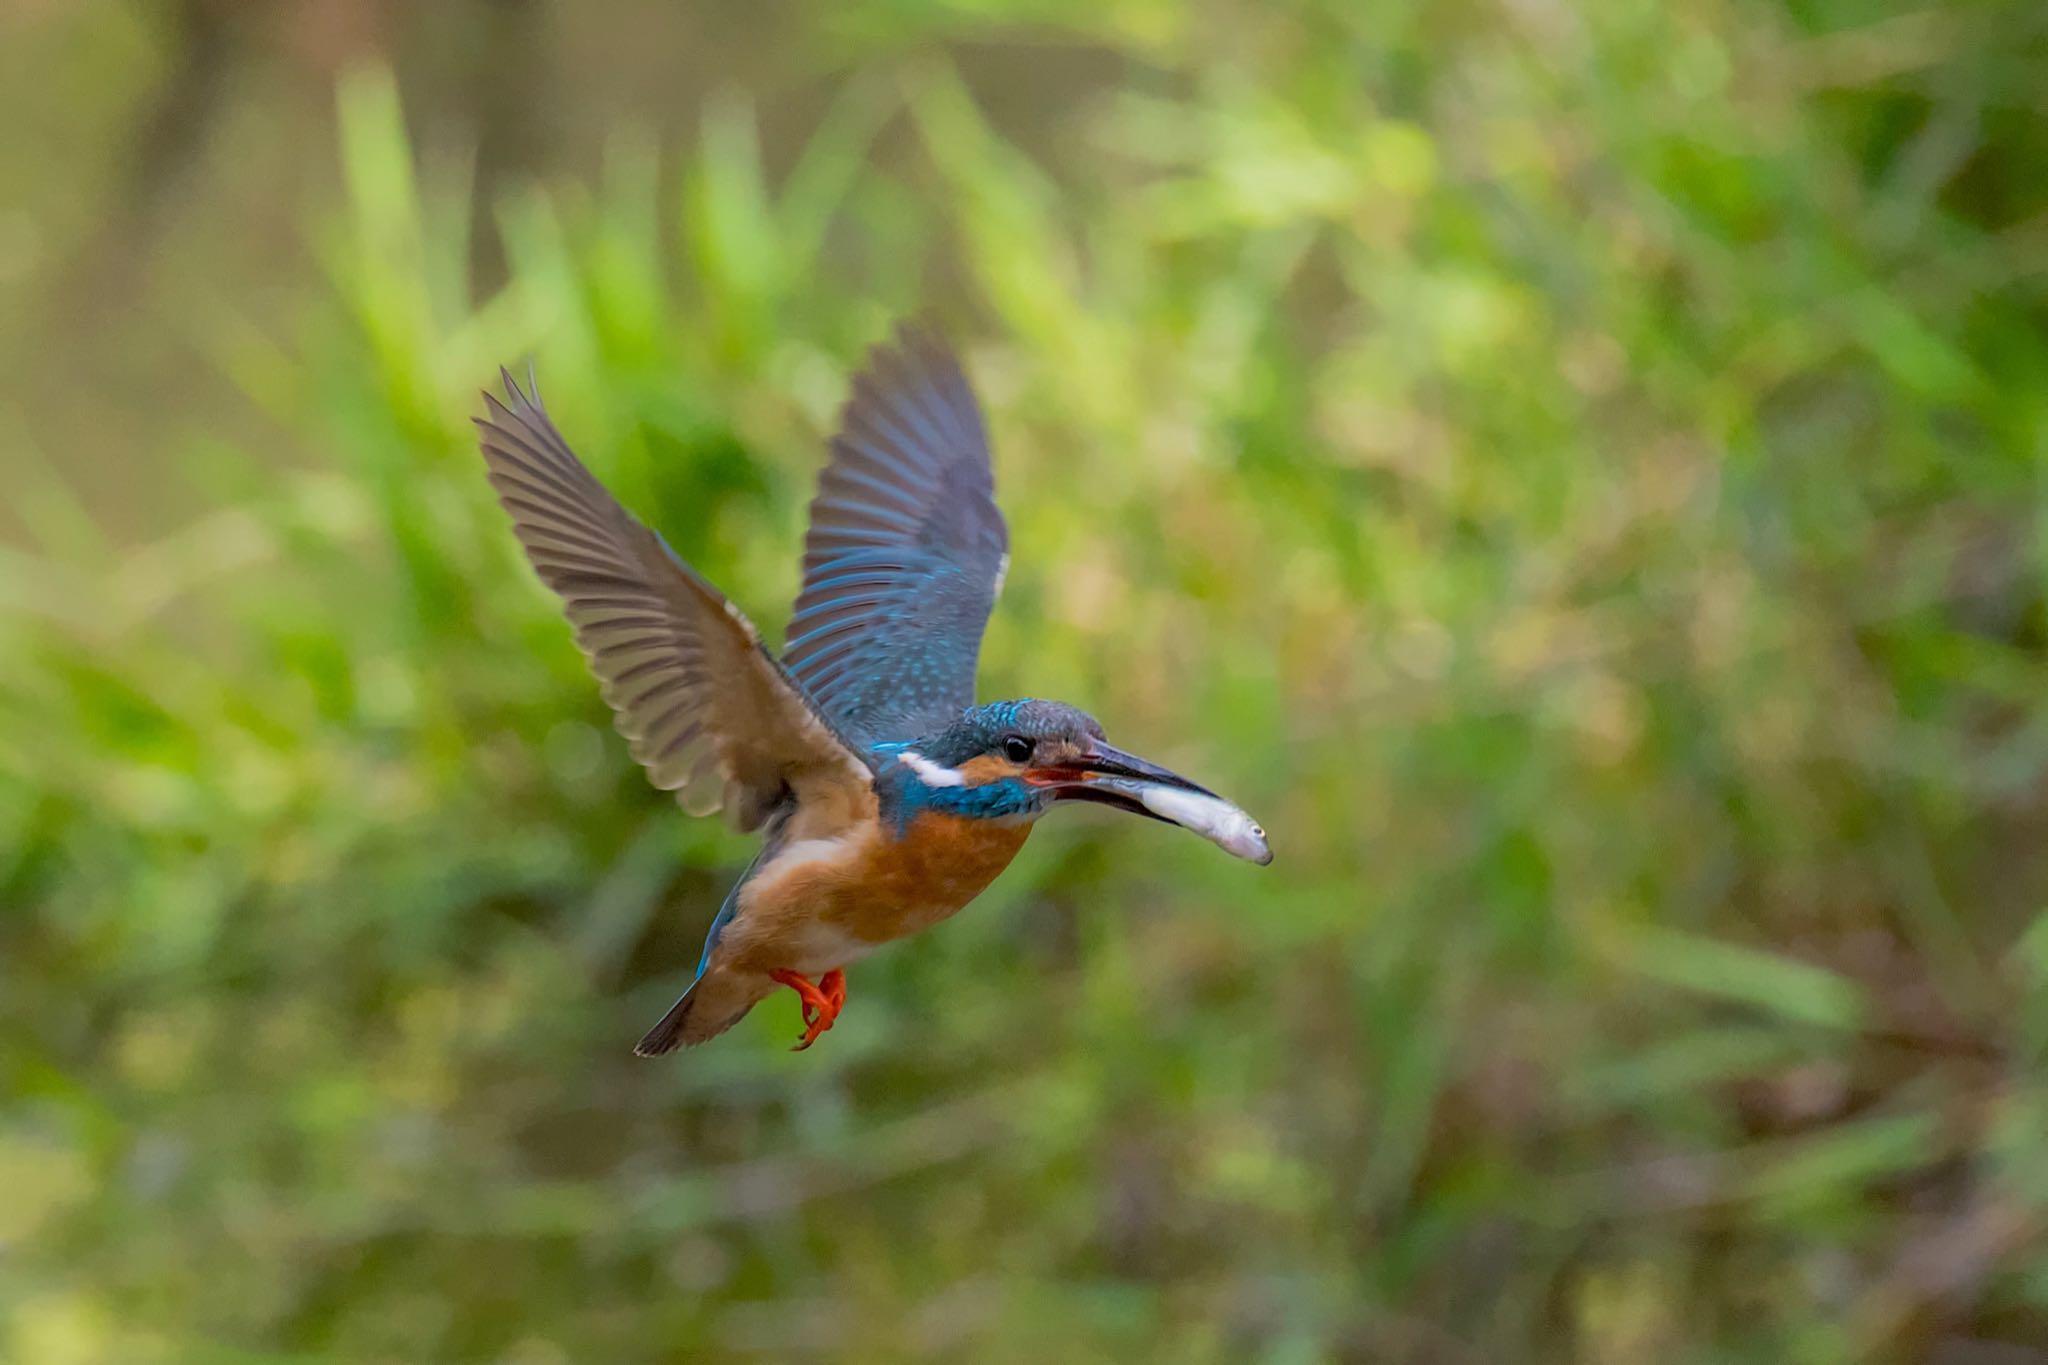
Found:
897,749 -> 966,788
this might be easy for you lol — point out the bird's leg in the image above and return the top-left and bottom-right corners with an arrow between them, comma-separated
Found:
770,969 -> 830,1023
770,968 -> 847,1050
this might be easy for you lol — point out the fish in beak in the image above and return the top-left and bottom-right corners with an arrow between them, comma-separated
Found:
1028,739 -> 1274,865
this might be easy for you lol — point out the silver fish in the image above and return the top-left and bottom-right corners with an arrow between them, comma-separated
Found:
1095,778 -> 1273,864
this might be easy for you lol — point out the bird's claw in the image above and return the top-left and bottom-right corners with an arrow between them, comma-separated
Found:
771,968 -> 847,1051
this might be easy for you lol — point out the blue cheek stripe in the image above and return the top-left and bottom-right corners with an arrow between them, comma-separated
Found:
872,701 -> 1064,833
934,780 -> 1038,820
876,760 -> 1038,833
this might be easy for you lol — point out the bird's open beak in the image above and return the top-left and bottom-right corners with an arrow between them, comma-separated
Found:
1029,741 -> 1274,865
1031,740 -> 1219,802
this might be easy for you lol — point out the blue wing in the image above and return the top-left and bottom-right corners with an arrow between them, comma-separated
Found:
782,325 -> 1009,744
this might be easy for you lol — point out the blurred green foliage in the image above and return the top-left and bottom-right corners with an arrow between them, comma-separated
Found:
5,1 -> 2048,1360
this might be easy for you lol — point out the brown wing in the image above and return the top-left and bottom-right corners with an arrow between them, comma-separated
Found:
475,369 -> 873,831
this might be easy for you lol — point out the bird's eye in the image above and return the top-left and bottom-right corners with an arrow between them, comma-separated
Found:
1002,735 -> 1035,763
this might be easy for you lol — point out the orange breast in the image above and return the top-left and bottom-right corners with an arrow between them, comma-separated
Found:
823,811 -> 1032,944
718,812 -> 1033,976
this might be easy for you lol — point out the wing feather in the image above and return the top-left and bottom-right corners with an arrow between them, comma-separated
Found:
783,324 -> 1009,743
476,370 -> 872,829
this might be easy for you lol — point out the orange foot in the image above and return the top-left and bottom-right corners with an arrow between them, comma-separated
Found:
770,968 -> 847,1051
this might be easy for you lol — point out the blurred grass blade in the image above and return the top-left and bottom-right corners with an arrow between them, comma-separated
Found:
1614,925 -> 1868,1032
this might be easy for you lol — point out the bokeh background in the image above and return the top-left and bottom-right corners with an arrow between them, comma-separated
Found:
5,1 -> 2048,1360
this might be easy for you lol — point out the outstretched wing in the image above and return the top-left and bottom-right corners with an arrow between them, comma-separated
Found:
782,324 -> 1009,744
476,371 -> 874,831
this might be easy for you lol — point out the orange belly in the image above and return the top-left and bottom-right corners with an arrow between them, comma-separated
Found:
828,811 -> 1033,943
721,812 -> 1032,974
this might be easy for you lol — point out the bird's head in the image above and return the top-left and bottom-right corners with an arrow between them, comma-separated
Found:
881,699 -> 1272,864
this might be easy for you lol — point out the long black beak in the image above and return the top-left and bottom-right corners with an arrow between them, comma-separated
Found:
1032,740 -> 1216,816
1032,739 -> 1274,865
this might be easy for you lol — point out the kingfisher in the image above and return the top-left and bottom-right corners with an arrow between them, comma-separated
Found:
475,324 -> 1271,1053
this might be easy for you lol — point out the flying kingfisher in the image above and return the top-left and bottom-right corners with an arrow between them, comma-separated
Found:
475,324 -> 1271,1053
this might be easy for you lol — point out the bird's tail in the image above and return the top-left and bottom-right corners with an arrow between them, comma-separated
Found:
633,969 -> 766,1055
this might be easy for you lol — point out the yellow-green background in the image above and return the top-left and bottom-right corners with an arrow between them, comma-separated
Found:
5,2 -> 2048,1361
